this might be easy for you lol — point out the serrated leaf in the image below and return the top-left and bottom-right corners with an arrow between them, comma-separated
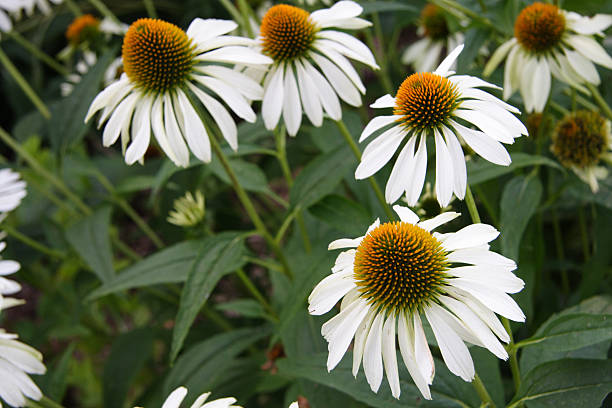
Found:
509,359 -> 612,408
500,176 -> 542,261
65,206 -> 115,283
87,240 -> 203,300
309,194 -> 372,236
290,145 -> 354,210
468,153 -> 561,186
170,232 -> 247,362
102,328 -> 154,408
49,49 -> 117,153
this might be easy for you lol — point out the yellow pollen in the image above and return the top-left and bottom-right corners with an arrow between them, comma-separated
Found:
421,4 -> 449,40
261,4 -> 317,61
122,18 -> 196,93
354,222 -> 448,313
514,3 -> 565,53
552,110 -> 609,169
66,14 -> 100,45
394,72 -> 460,130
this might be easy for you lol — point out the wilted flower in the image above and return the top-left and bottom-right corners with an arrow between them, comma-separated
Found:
86,18 -> 272,167
309,205 -> 524,399
356,45 -> 526,207
551,110 -> 612,192
484,3 -> 612,112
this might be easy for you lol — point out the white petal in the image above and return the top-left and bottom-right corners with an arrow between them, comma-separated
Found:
385,136 -> 417,203
311,52 -> 361,106
295,59 -> 323,127
316,30 -> 378,68
434,44 -> 464,76
503,45 -> 520,100
440,124 -> 467,199
418,212 -> 460,231
447,248 -> 516,270
322,299 -> 370,370
532,57 -> 551,112
196,76 -> 256,122
360,115 -> 397,143
458,99 -> 526,136
449,266 -> 524,294
308,271 -> 356,315
450,280 -> 525,322
450,120 -> 511,166
196,65 -> 263,100
303,59 -> 342,120
441,223 -> 499,251
314,43 -> 365,93
163,94 -> 190,167
328,238 -> 362,250
176,90 -> 211,163
262,64 -> 285,131
434,128 -> 454,206
188,83 -> 237,152
102,92 -> 138,147
162,387 -> 188,408
125,96 -> 152,165
567,35 -> 612,69
564,48 -> 600,84
454,108 -> 514,144
483,39 -> 516,77
355,127 -> 404,179
381,314 -> 400,398
397,312 -> 432,399
199,46 -> 273,66
85,78 -> 127,123
363,312 -> 384,393
282,64 -> 303,136
370,94 -> 395,109
185,18 -> 237,42
404,133 -> 427,206
353,308 -> 377,377
425,304 -> 475,381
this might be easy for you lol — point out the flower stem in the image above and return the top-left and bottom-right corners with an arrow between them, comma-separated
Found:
142,0 -> 157,18
363,29 -> 393,94
3,225 -> 66,260
219,0 -> 245,31
431,0 -> 501,34
63,0 -> 82,16
0,47 -> 51,119
274,126 -> 311,253
465,184 -> 522,393
27,396 -> 66,408
472,373 -> 496,408
208,129 -> 293,279
578,207 -> 590,262
236,268 -> 276,318
87,0 -> 121,24
5,31 -> 69,76
335,119 -> 396,221
586,83 -> 612,121
236,0 -> 256,38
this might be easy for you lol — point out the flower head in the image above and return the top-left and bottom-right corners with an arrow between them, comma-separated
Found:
86,18 -> 272,167
133,386 -> 241,408
356,45 -> 526,207
551,110 -> 612,192
66,14 -> 100,45
167,191 -> 205,227
0,329 -> 46,407
484,3 -> 612,112
253,1 -> 377,136
402,4 -> 464,73
309,205 -> 524,399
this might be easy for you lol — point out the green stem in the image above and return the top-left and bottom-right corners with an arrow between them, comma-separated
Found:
0,47 -> 50,118
87,0 -> 120,24
0,128 -> 90,214
578,207 -> 590,262
245,256 -> 283,273
3,225 -> 66,259
110,231 -> 141,261
472,373 -> 496,408
363,29 -> 393,94
431,0 -> 501,34
474,185 -> 498,226
209,129 -> 293,279
335,119 -> 396,221
549,101 -> 570,116
218,0 -> 244,30
235,0 -> 255,38
27,396 -> 66,408
274,126 -> 311,253
142,0 -> 157,18
586,83 -> 612,121
236,268 -> 276,318
202,305 -> 234,332
5,31 -> 69,76
63,0 -> 82,16
466,185 -> 522,393
551,208 -> 570,294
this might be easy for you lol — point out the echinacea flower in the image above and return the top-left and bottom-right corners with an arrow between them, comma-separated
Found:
133,386 -> 241,408
0,239 -> 23,312
167,191 -> 205,227
254,1 -> 378,136
356,44 -> 526,207
484,2 -> 612,113
85,18 -> 272,167
0,168 -> 26,215
0,329 -> 46,408
551,110 -> 612,192
309,205 -> 525,399
402,4 -> 464,73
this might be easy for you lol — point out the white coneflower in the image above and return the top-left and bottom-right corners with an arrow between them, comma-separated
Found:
167,191 -> 205,227
253,1 -> 378,136
0,329 -> 46,407
484,2 -> 612,113
356,44 -> 526,207
0,168 -> 26,215
309,205 -> 524,399
402,4 -> 464,73
133,386 -> 241,408
551,110 -> 612,192
85,18 -> 272,167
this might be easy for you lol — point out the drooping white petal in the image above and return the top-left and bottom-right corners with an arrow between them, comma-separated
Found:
311,52 -> 361,107
450,120 -> 511,166
450,280 -> 526,322
316,30 -> 378,68
199,46 -> 273,66
360,116 -> 397,143
483,38 -> 516,77
381,314 -> 401,398
564,48 -> 600,84
441,124 -> 467,199
355,127 -> 405,180
295,59 -> 323,127
314,43 -> 366,93
449,266 -> 524,294
176,90 -> 211,163
404,133 -> 428,206
363,312 -> 384,392
163,94 -> 190,167
353,308 -> 377,377
302,59 -> 342,120
385,135 -> 416,203
308,271 -> 356,315
434,128 -> 454,206
370,94 -> 396,109
102,92 -> 138,147
282,64 -> 303,136
418,212 -> 460,231
161,386 -> 188,408
441,223 -> 499,251
447,247 -> 516,270
188,83 -> 237,152
262,64 -> 285,131
195,66 -> 263,100
532,57 -> 551,112
196,76 -> 256,122
185,18 -> 237,43
454,109 -> 514,144
125,96 -> 153,165
567,35 -> 612,69
322,299 -> 370,370
434,44 -> 464,76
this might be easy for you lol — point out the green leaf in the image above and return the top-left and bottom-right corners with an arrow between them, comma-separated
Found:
519,296 -> 612,373
510,359 -> 612,408
164,327 -> 271,401
499,176 -> 542,261
309,194 -> 372,236
48,49 -> 117,153
40,342 -> 75,402
209,156 -> 271,194
215,299 -> 268,319
170,232 -> 247,362
65,206 -> 115,283
102,328 -> 154,408
87,240 -> 203,300
290,145 -> 354,210
468,153 -> 561,186
308,113 -> 361,153
277,353 -> 476,408
115,175 -> 157,194
456,28 -> 489,72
